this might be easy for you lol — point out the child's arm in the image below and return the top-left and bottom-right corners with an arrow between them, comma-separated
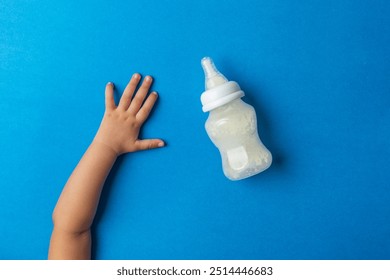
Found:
48,74 -> 164,259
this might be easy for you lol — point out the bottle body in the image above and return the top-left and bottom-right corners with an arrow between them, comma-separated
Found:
205,99 -> 272,180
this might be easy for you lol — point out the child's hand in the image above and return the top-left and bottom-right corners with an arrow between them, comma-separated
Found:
93,73 -> 165,155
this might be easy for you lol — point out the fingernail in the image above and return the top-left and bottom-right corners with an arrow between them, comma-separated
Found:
158,142 -> 165,147
145,75 -> 152,82
133,73 -> 140,79
107,82 -> 114,87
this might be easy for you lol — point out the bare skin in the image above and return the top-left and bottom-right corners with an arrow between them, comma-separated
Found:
48,74 -> 164,259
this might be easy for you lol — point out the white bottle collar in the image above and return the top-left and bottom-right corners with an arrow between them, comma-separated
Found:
201,81 -> 245,112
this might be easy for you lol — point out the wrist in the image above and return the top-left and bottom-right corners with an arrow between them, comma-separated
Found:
90,139 -> 120,159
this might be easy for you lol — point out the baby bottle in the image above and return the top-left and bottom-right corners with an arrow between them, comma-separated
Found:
200,57 -> 272,180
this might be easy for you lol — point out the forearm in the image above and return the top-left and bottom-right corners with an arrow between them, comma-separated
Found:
52,140 -> 118,233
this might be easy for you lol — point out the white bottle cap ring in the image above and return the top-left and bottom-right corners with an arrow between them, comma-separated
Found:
201,81 -> 245,112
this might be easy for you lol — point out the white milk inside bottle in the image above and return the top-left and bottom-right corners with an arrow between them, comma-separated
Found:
200,57 -> 272,180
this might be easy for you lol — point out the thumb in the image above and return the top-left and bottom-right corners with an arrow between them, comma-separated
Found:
133,139 -> 165,151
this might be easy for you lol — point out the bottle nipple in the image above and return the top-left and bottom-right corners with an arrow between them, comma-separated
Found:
201,57 -> 228,90
200,57 -> 245,112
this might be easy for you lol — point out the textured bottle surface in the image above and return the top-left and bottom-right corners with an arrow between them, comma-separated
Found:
200,57 -> 272,180
205,99 -> 272,180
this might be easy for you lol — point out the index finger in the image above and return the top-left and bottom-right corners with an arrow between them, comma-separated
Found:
136,91 -> 158,124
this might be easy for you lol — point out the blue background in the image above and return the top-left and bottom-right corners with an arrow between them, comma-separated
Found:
1,0 -> 389,260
